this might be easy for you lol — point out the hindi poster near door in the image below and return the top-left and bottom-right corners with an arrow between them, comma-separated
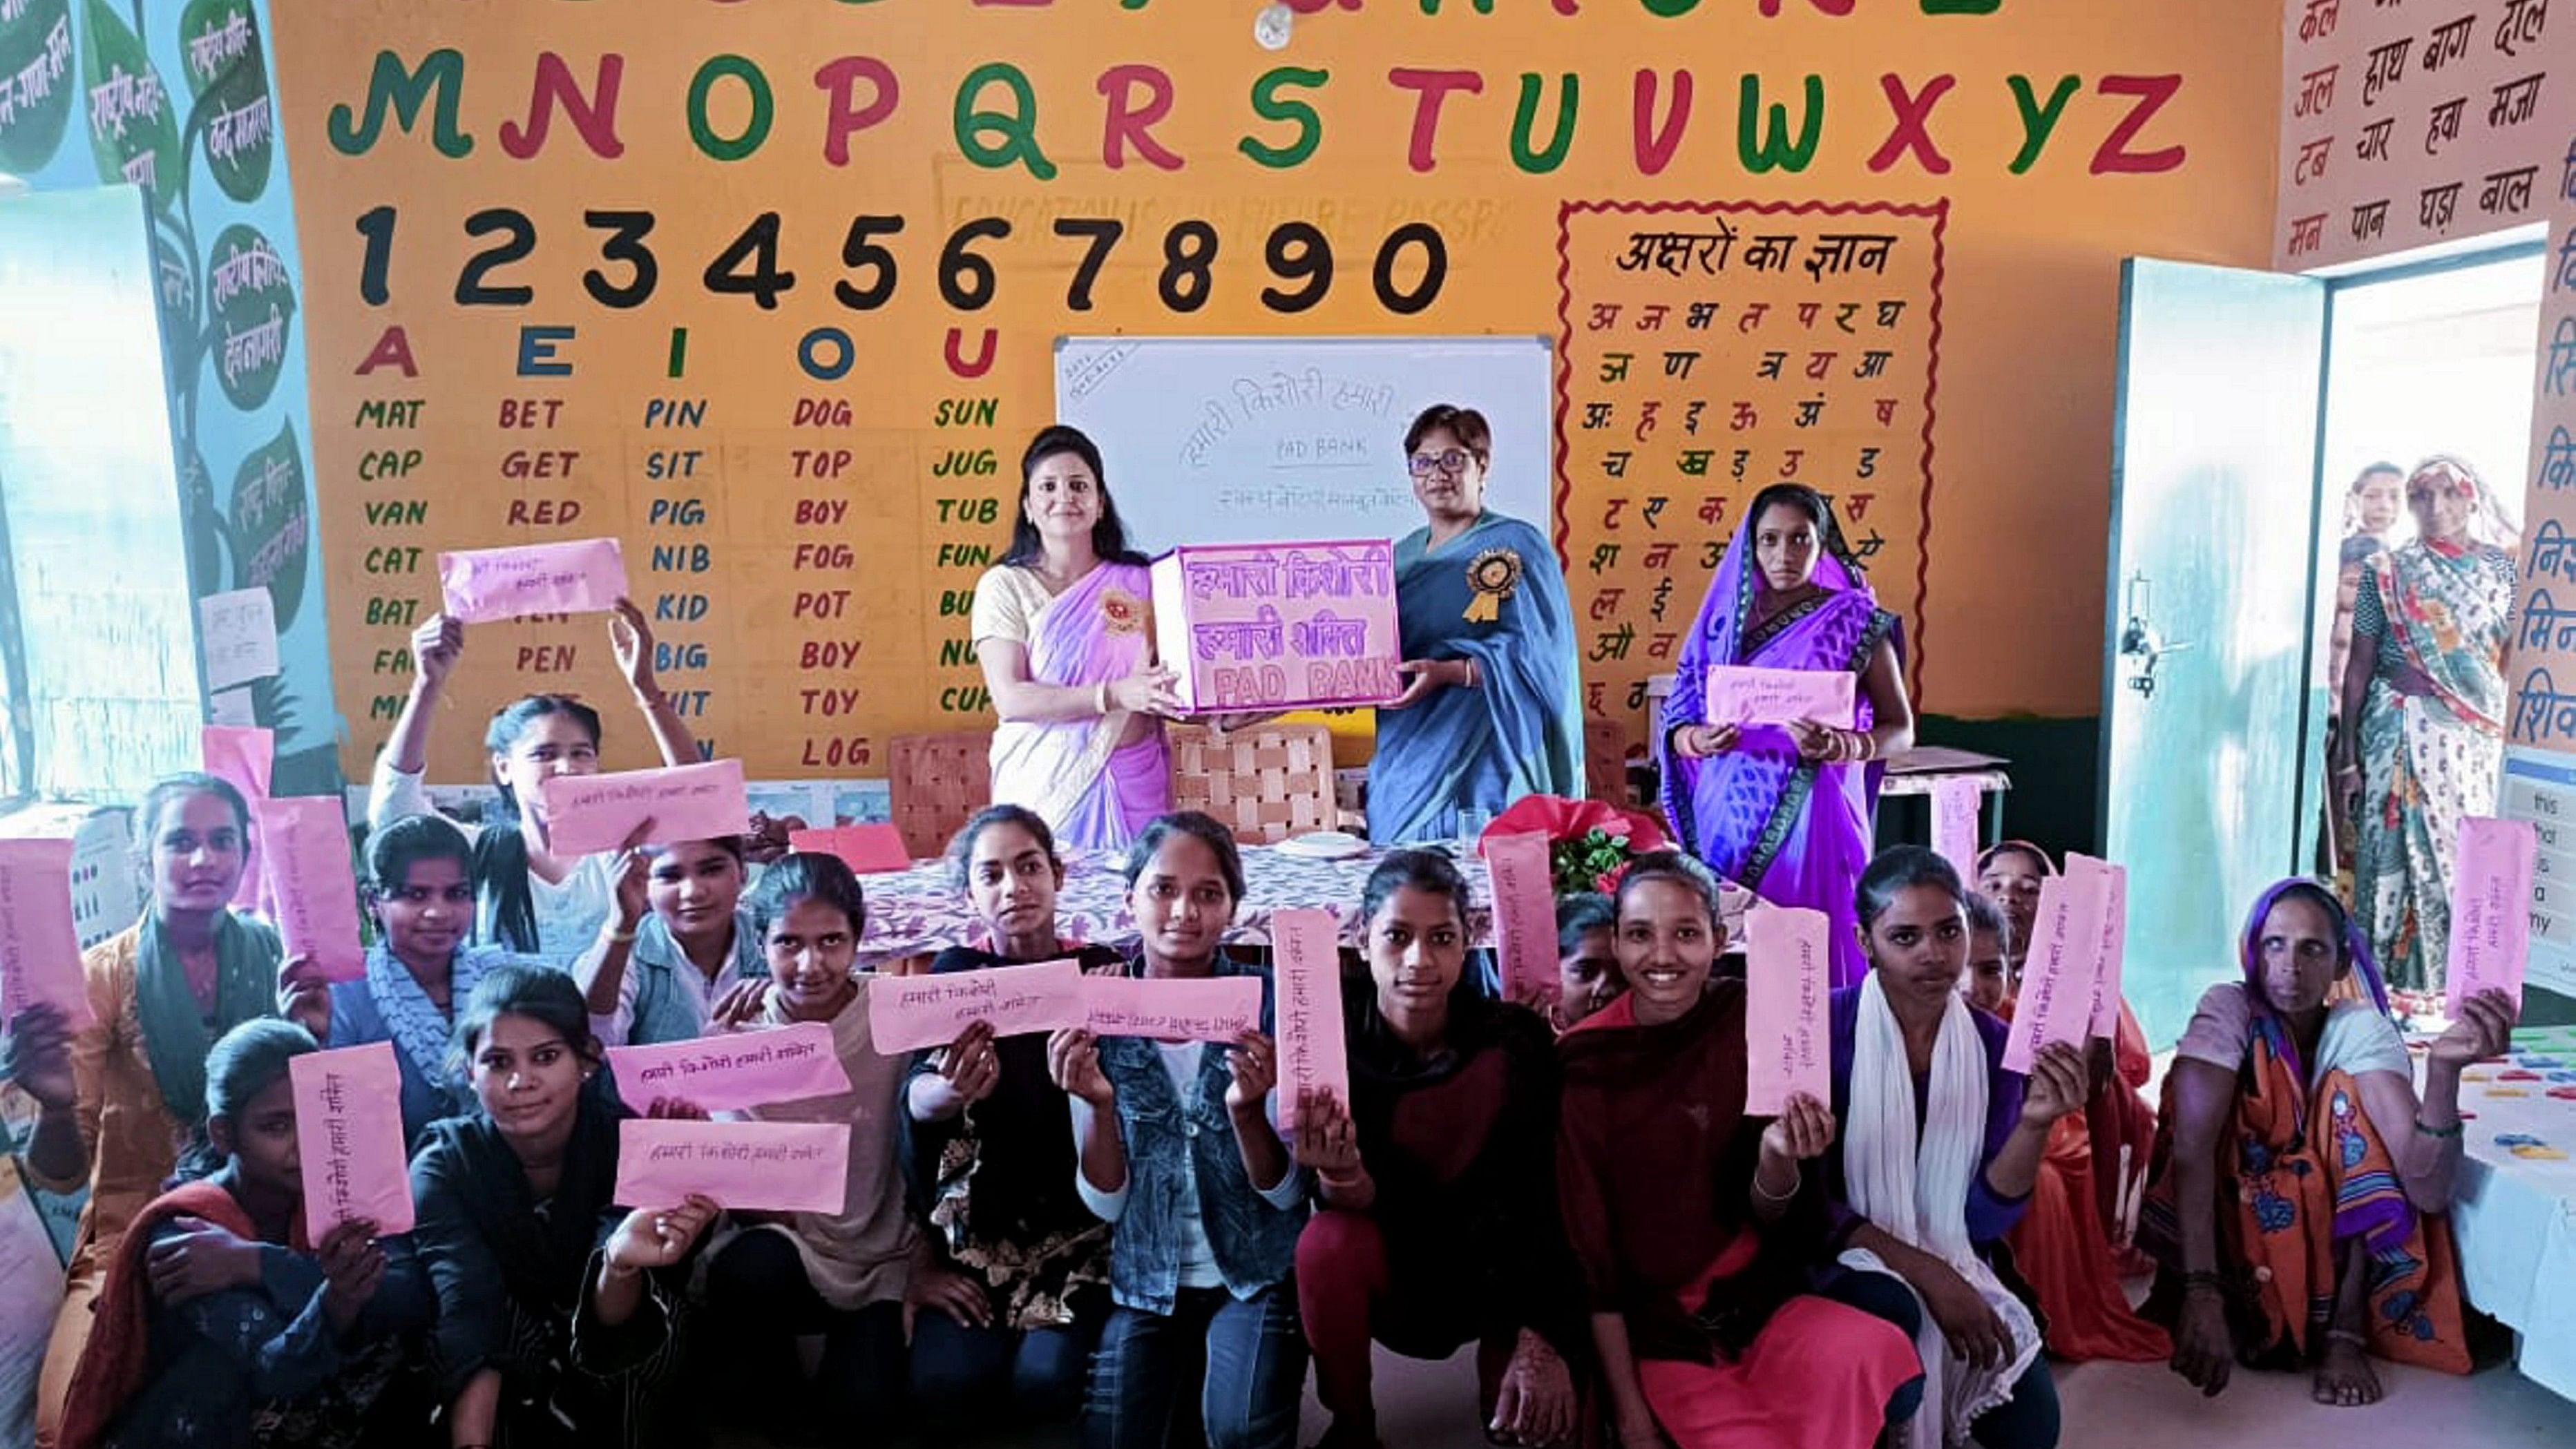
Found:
2274,0 -> 2565,269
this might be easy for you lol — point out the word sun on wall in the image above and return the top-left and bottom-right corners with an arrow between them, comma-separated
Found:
266,0 -> 2220,784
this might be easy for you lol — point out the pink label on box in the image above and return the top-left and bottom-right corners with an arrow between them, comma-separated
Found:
290,1043 -> 416,1237
1744,904 -> 1831,1115
1151,541 -> 1402,712
0,837 -> 93,1031
867,959 -> 1088,1054
438,537 -> 629,623
537,760 -> 750,857
614,1119 -> 848,1215
255,797 -> 365,983
606,1021 -> 852,1113
1703,666 -> 1858,729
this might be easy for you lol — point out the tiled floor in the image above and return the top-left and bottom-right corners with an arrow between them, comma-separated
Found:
733,1338 -> 2576,1447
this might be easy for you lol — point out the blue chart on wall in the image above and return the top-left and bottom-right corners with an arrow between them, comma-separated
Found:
0,0 -> 338,791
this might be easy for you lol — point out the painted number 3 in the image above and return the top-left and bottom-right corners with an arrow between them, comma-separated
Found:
353,208 -> 1447,317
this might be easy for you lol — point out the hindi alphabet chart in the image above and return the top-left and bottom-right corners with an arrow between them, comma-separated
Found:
2276,0 -> 2566,269
2501,115 -> 2576,1002
1555,202 -> 1944,742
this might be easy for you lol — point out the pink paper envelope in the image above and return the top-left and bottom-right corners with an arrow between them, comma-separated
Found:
537,759 -> 750,857
254,797 -> 365,983
2081,857 -> 2128,1040
614,1119 -> 848,1215
0,837 -> 95,1031
1484,832 -> 1559,1004
2003,858 -> 2110,1074
437,537 -> 629,624
1931,777 -> 1981,880
289,1042 -> 416,1236
1270,908 -> 1350,1132
867,959 -> 1087,1054
2448,816 -> 2537,1014
788,825 -> 911,874
202,725 -> 274,911
1744,904 -> 1831,1115
1704,665 -> 1857,729
605,1021 -> 852,1113
1079,975 -> 1263,1042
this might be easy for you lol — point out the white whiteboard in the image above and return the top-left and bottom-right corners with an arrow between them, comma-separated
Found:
1056,336 -> 1554,554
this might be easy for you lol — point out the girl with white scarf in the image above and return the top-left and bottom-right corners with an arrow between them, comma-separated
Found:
1822,847 -> 2086,1449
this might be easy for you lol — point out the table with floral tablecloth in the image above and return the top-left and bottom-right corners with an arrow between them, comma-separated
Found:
856,842 -> 1750,962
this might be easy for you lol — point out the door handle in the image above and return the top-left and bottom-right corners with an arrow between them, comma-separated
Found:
2119,573 -> 2193,699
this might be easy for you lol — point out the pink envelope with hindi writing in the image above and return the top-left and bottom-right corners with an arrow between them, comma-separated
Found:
289,1043 -> 415,1236
867,959 -> 1087,1054
614,1119 -> 848,1215
1079,975 -> 1264,1042
1270,908 -> 1351,1132
437,537 -> 629,623
1484,832 -> 1559,1004
1703,665 -> 1857,729
202,725 -> 274,911
253,797 -> 366,983
605,1021 -> 852,1113
788,825 -> 911,873
0,836 -> 94,1031
2081,857 -> 2128,1040
537,759 -> 750,856
1744,904 -> 1831,1115
2448,816 -> 2537,1014
1931,777 -> 1981,880
2003,857 -> 2111,1074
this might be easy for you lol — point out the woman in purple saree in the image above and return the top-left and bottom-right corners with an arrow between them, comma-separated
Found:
973,427 -> 1182,851
1660,484 -> 1915,987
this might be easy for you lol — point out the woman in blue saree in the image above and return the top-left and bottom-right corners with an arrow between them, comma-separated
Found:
1660,483 -> 1914,988
1370,405 -> 1583,844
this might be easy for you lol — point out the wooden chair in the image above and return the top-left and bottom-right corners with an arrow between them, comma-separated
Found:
887,730 -> 994,859
1167,722 -> 1360,844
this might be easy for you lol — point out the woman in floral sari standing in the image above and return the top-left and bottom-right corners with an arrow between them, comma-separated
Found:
2331,456 -> 2515,998
1660,484 -> 1914,988
975,426 -> 1181,850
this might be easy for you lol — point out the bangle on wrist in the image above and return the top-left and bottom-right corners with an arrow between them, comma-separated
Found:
1753,1168 -> 1800,1202
2325,1327 -> 2368,1347
1319,1169 -> 1365,1191
2181,1268 -> 2224,1295
2413,1115 -> 2463,1140
1095,682 -> 1112,716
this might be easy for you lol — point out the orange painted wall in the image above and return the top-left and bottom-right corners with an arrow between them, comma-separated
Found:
266,0 -> 2281,783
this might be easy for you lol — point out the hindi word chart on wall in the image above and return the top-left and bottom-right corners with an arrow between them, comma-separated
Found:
2276,0 -> 2566,269
2499,108 -> 2576,1004
1556,202 -> 1943,741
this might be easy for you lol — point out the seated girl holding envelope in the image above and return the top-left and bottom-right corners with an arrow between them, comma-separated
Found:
576,834 -> 764,1048
1042,812 -> 1310,1449
902,805 -> 1123,1437
1295,850 -> 1586,1449
1559,851 -> 1922,1449
39,774 -> 289,1449
686,852 -> 984,1443
409,966 -> 716,1449
2146,881 -> 2514,1409
1822,847 -> 2088,1449
281,816 -> 545,1147
1659,484 -> 1916,990
59,1019 -> 430,1449
369,599 -> 698,964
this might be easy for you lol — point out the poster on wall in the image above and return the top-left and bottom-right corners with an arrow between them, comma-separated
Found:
260,2 -> 2253,783
2275,0 -> 2568,270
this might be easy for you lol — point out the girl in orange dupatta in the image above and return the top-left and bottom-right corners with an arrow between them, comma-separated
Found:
2144,880 -> 2515,1407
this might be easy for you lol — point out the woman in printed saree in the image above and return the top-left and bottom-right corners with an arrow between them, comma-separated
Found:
2332,455 -> 2515,998
1661,484 -> 1914,989
975,425 -> 1180,852
1369,405 -> 1583,845
38,775 -> 289,1449
1560,852 -> 1923,1449
2148,880 -> 2515,1408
